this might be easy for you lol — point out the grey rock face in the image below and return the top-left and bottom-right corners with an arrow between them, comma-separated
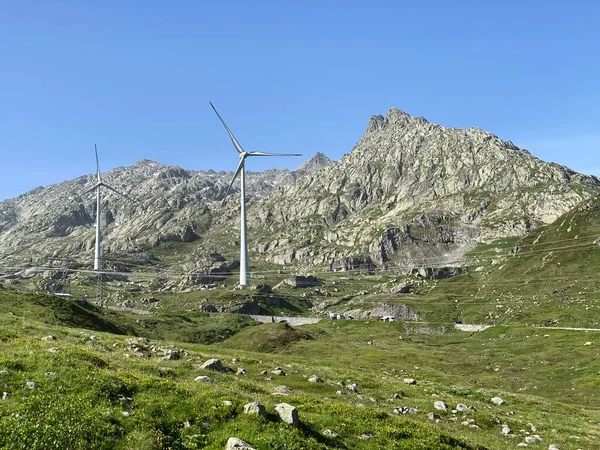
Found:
1,107 -> 598,274
0,154 -> 330,269
249,108 -> 600,269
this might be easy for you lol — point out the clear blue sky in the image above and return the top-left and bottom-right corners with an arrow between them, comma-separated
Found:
1,1 -> 599,200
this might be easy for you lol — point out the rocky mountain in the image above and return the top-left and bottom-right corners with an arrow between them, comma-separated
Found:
0,107 -> 597,277
0,153 -> 332,268
247,108 -> 600,270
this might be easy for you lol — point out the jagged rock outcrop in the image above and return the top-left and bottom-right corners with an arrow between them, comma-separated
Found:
0,155 -> 330,268
248,108 -> 600,270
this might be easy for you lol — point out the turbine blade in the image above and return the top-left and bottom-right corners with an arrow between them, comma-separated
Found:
83,182 -> 102,196
95,144 -> 101,181
247,151 -> 302,157
209,102 -> 245,154
221,157 -> 245,207
101,182 -> 136,203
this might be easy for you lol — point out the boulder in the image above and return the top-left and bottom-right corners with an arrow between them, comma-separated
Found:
491,396 -> 505,406
434,401 -> 447,411
194,376 -> 214,383
225,437 -> 256,450
403,378 -> 417,385
284,275 -> 323,288
525,435 -> 542,444
243,402 -> 266,417
274,385 -> 293,394
201,358 -> 225,372
308,375 -> 323,383
274,403 -> 299,426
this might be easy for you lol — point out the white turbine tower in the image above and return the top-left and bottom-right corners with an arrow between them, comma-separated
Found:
83,144 -> 131,271
210,102 -> 301,286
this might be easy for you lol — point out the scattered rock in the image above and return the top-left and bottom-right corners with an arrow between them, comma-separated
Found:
2,392 -> 10,400
201,359 -> 225,371
45,371 -> 57,377
525,435 -> 542,444
434,401 -> 447,411
274,403 -> 299,426
25,381 -> 37,389
308,375 -> 323,383
358,433 -> 373,440
243,402 -> 266,417
0,370 -> 11,376
48,348 -> 60,353
236,368 -> 247,376
348,383 -> 358,393
501,424 -> 511,435
121,411 -> 131,417
323,429 -> 339,437
223,400 -> 233,406
517,443 -> 528,447
427,412 -> 441,421
403,378 -> 417,385
194,375 -> 214,383
274,385 -> 293,394
548,445 -> 559,450
393,406 -> 419,415
491,396 -> 505,406
456,403 -> 468,412
270,368 -> 286,376
584,341 -> 593,346
41,335 -> 56,342
225,437 -> 256,450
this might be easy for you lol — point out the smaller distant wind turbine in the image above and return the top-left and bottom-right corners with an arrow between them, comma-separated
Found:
210,102 -> 301,286
83,144 -> 132,271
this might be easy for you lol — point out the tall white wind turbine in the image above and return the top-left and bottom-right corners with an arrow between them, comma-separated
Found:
210,102 -> 301,286
83,144 -> 132,271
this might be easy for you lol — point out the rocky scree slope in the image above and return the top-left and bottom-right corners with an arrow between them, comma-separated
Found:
0,155 -> 332,268
247,108 -> 600,270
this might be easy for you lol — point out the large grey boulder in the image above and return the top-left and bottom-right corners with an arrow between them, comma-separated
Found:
274,403 -> 299,426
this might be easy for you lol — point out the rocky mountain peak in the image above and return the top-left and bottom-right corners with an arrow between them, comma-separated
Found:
365,107 -> 430,135
296,153 -> 333,173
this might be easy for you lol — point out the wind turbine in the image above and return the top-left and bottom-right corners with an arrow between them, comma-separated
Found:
210,102 -> 301,286
83,144 -> 132,271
